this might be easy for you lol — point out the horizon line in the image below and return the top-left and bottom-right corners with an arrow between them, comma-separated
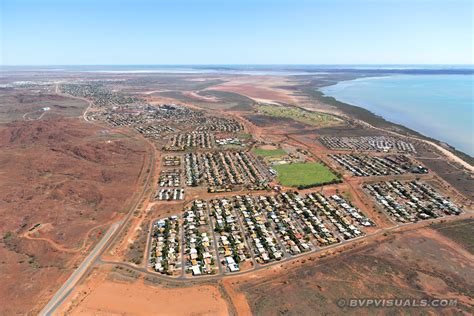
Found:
2,63 -> 474,67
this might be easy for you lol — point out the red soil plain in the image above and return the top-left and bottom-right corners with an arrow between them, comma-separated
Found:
0,118 -> 147,314
205,75 -> 299,104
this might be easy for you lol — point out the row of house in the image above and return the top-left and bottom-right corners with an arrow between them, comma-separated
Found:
364,180 -> 462,223
234,195 -> 284,263
183,200 -> 216,276
164,132 -> 215,151
329,153 -> 424,177
135,124 -> 176,140
320,136 -> 416,153
149,190 -> 378,278
163,155 -> 181,167
309,193 -> 366,240
195,117 -> 243,133
155,188 -> 185,201
184,151 -> 269,190
209,198 -> 251,272
158,169 -> 181,187
281,192 -> 339,246
256,195 -> 312,255
216,137 -> 242,146
62,83 -> 248,146
331,195 -> 375,228
150,216 -> 180,275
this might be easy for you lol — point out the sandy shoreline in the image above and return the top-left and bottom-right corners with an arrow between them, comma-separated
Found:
310,80 -> 473,167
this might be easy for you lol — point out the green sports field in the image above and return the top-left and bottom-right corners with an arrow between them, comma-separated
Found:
252,147 -> 287,157
273,162 -> 339,187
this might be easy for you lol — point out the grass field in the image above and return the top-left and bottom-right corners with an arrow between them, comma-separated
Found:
252,148 -> 287,157
238,133 -> 253,139
274,162 -> 339,187
258,105 -> 342,127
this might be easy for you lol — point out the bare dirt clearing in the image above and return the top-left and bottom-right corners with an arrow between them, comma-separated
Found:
59,267 -> 230,316
206,76 -> 299,104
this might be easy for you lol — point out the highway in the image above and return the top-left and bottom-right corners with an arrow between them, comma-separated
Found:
39,221 -> 121,316
38,135 -> 155,315
39,86 -> 157,315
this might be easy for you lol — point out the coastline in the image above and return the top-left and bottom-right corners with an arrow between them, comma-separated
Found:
300,83 -> 474,167
318,75 -> 473,157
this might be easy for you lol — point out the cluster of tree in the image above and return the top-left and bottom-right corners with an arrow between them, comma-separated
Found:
297,178 -> 342,190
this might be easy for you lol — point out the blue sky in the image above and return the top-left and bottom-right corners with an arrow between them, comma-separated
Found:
1,0 -> 473,65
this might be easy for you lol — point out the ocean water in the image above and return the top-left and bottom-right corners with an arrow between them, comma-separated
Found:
320,75 -> 474,156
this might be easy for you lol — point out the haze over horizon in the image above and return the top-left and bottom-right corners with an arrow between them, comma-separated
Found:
1,0 -> 473,66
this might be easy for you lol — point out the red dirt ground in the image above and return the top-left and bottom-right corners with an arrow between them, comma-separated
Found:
0,118 -> 147,314
57,266 -> 231,316
206,76 -> 299,104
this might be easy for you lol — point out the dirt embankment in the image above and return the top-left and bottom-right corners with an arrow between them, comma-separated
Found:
0,118 -> 146,315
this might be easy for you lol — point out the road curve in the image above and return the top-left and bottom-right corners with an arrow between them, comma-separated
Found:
39,222 -> 121,316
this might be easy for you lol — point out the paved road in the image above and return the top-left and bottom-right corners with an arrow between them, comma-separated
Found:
54,83 -> 93,123
39,85 -> 157,315
40,144 -> 154,314
205,201 -> 224,275
99,211 -> 473,284
39,222 -> 121,316
39,130 -> 155,315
